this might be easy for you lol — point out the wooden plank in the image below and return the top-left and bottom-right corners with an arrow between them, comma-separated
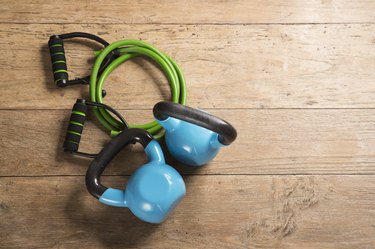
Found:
1,24 -> 375,109
1,109 -> 375,176
0,175 -> 374,248
1,0 -> 375,24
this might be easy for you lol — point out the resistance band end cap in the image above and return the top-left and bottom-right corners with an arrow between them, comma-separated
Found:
56,79 -> 68,87
49,34 -> 60,39
75,98 -> 86,104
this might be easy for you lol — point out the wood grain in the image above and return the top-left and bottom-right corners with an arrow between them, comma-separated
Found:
1,109 -> 375,176
0,175 -> 374,248
1,24 -> 375,109
1,0 -> 375,24
1,1 -> 375,248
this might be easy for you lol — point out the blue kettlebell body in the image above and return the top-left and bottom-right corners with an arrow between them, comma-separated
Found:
158,117 -> 225,166
99,140 -> 186,223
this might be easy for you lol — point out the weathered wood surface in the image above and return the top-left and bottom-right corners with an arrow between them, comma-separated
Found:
1,24 -> 375,109
1,109 -> 375,176
1,1 -> 375,248
1,0 -> 375,24
1,176 -> 374,249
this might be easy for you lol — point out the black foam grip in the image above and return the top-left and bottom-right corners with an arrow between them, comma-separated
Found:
50,45 -> 65,54
51,53 -> 66,62
65,132 -> 81,144
67,122 -> 84,134
70,113 -> 86,124
49,35 -> 68,87
153,101 -> 237,145
63,101 -> 88,152
52,62 -> 67,71
86,129 -> 153,199
63,140 -> 78,152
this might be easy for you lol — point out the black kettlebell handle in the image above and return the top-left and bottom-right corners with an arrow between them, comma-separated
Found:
86,129 -> 153,199
153,101 -> 237,145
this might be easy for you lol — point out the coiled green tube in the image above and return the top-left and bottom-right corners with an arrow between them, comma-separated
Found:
90,39 -> 187,139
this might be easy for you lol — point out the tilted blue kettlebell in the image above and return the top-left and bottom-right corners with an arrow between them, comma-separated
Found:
86,128 -> 186,224
153,101 -> 237,166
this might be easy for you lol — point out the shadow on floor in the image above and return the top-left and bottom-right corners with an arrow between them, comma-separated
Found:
62,156 -> 204,247
64,186 -> 160,247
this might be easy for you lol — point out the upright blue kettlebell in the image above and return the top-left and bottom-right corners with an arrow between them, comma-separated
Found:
153,101 -> 237,166
86,128 -> 186,224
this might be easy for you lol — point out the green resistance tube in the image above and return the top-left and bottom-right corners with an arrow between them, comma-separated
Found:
90,39 -> 187,139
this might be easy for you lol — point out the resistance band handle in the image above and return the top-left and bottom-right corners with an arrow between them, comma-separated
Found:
153,101 -> 237,145
48,35 -> 68,87
63,99 -> 88,153
86,129 -> 153,199
63,99 -> 128,157
48,32 -> 118,88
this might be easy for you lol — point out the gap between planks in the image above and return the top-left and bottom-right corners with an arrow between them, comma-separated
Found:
2,108 -> 375,111
1,173 -> 375,178
2,22 -> 375,25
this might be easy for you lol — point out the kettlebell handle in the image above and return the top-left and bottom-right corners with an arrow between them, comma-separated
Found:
153,101 -> 237,145
86,128 -> 153,199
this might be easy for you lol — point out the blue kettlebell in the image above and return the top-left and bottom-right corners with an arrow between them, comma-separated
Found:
86,128 -> 186,224
153,101 -> 237,166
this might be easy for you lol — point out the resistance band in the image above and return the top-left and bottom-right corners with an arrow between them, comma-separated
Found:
90,39 -> 187,139
48,32 -> 118,87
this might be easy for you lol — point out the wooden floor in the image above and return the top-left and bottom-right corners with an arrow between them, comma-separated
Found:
1,1 -> 375,248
